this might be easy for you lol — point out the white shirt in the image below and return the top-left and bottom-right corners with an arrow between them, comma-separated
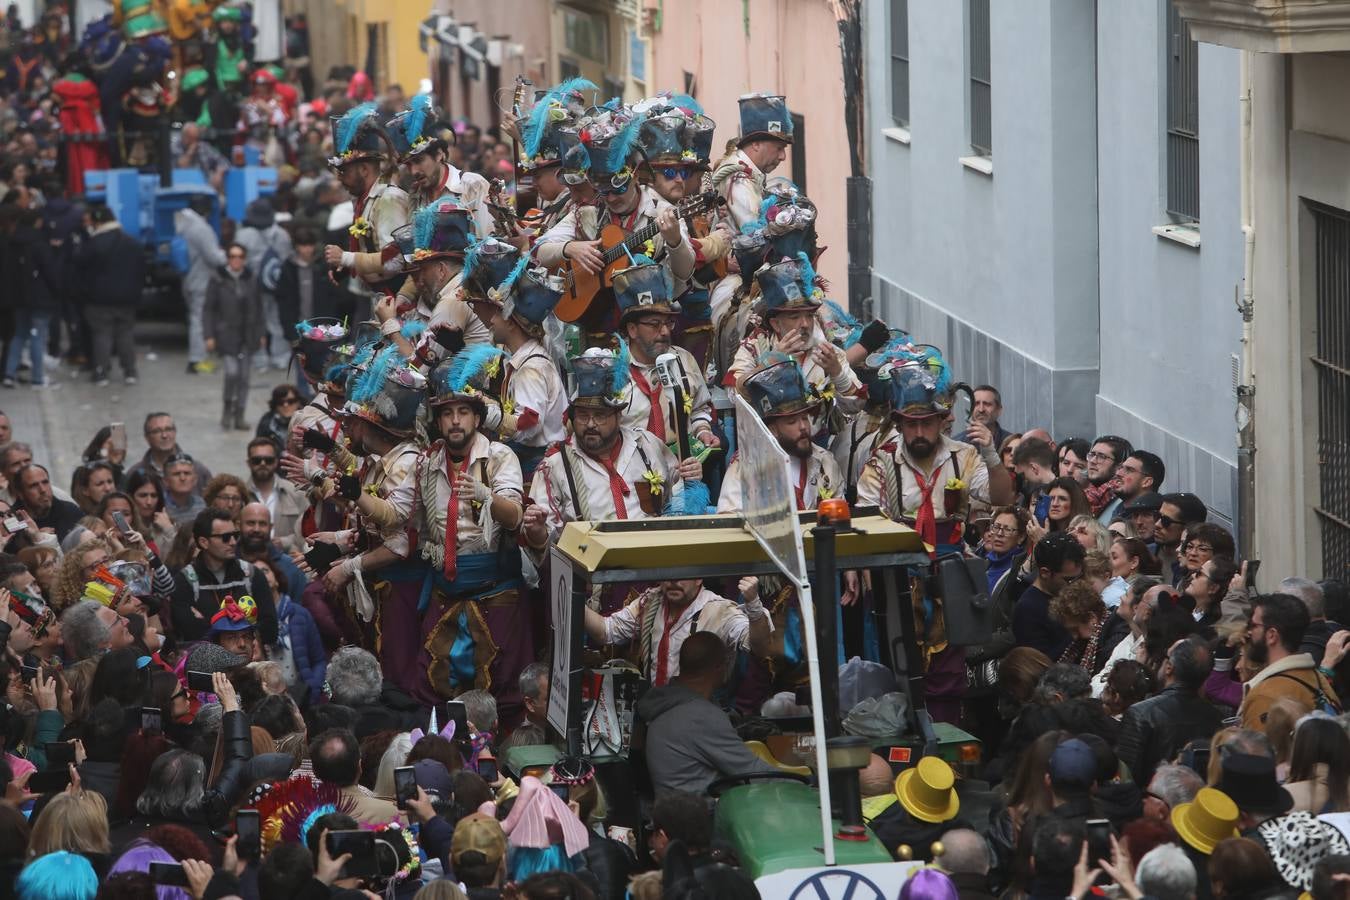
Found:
602,587 -> 755,682
718,444 -> 842,514
622,347 -> 714,444
503,340 -> 566,447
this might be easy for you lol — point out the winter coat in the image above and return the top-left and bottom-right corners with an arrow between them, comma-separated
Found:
1239,653 -> 1342,729
204,265 -> 264,355
12,223 -> 59,313
634,683 -> 777,795
1117,684 -> 1225,788
277,593 -> 326,696
73,221 -> 145,307
234,207 -> 292,295
275,256 -> 359,336
175,206 -> 226,296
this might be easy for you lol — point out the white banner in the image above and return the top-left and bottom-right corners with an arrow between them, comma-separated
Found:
546,546 -> 575,739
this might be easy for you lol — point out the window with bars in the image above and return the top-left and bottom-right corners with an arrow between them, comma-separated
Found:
1166,0 -> 1200,223
890,0 -> 909,127
968,0 -> 991,156
1311,202 -> 1350,581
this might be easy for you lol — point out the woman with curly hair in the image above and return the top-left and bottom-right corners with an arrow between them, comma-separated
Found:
1049,580 -> 1126,675
202,473 -> 250,520
49,537 -> 113,612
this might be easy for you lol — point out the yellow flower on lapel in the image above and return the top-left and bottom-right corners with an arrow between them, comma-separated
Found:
945,477 -> 966,492
642,470 -> 665,496
502,396 -> 515,416
348,217 -> 373,239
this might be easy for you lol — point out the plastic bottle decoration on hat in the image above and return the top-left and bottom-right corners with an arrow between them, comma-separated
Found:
637,112 -> 688,167
294,318 -> 349,381
880,355 -> 955,421
328,101 -> 390,167
428,344 -> 505,413
106,560 -> 152,599
737,92 -> 794,145
521,77 -> 598,169
409,202 -> 475,262
462,236 -> 524,301
742,358 -> 821,421
570,340 -> 630,409
613,261 -> 676,322
753,255 -> 824,317
504,268 -> 565,331
1256,811 -> 1350,891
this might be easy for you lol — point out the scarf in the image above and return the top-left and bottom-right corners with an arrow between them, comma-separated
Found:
1083,480 -> 1116,515
902,457 -> 944,551
1060,616 -> 1105,672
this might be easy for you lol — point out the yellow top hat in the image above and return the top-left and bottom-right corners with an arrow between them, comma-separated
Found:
1171,787 -> 1240,855
894,757 -> 960,824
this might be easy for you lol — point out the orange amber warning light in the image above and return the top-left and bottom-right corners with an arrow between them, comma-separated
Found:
817,497 -> 851,526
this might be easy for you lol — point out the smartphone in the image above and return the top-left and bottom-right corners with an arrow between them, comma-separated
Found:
44,742 -> 76,766
326,830 -> 377,877
235,809 -> 261,861
549,783 -> 571,802
3,516 -> 25,533
21,664 -> 39,683
394,765 -> 418,810
477,758 -> 498,784
27,767 -> 72,794
1086,818 -> 1112,866
1246,559 -> 1262,591
187,670 -> 216,693
1034,494 -> 1051,525
445,700 -> 469,742
148,862 -> 190,887
1189,746 -> 1211,777
141,707 -> 162,735
111,510 -> 133,537
109,422 -> 127,453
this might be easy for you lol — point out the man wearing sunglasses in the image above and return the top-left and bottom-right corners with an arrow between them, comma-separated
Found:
386,94 -> 493,237
169,508 -> 278,649
1155,492 -> 1208,587
711,93 -> 794,233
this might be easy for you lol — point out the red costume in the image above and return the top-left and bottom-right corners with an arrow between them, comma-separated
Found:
54,74 -> 109,197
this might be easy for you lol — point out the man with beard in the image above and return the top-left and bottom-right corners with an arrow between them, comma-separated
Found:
461,239 -> 567,483
302,358 -> 424,652
857,355 -> 1011,723
13,464 -> 83,542
1098,450 -> 1165,526
523,345 -> 700,606
534,108 -> 695,342
245,438 -> 304,553
239,502 -> 308,603
1155,492 -> 1208,587
506,78 -> 595,246
384,204 -> 490,360
718,360 -> 842,514
321,103 -> 411,297
613,262 -> 717,454
1082,434 -> 1133,517
584,577 -> 770,686
711,93 -> 794,232
729,258 -> 863,441
374,347 -> 527,709
386,94 -> 493,237
1238,592 -> 1338,729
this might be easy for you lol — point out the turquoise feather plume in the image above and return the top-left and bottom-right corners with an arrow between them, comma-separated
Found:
607,110 -> 647,171
664,478 -> 711,516
335,101 -> 378,155
462,235 -> 486,281
412,204 -> 440,251
405,93 -> 433,142
351,344 -> 399,404
796,251 -> 818,297
667,93 -> 703,115
523,77 -> 596,159
611,336 -> 630,397
444,344 -> 504,392
824,299 -> 865,348
400,319 -> 427,342
497,252 -> 531,294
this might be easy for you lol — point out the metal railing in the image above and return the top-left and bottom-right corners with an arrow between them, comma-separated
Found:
1312,201 -> 1350,580
969,0 -> 992,156
1166,0 -> 1200,222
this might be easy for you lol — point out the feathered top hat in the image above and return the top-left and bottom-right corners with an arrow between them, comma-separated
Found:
462,238 -> 564,332
637,112 -> 688,166
521,78 -> 597,171
343,345 -> 428,437
328,101 -> 392,168
403,202 -> 475,265
732,231 -> 770,281
584,107 -> 646,181
386,93 -> 451,163
613,262 -> 675,321
294,318 -> 349,382
428,345 -> 504,414
743,358 -> 820,420
570,342 -> 630,410
738,93 -> 794,146
638,93 -> 717,168
753,254 -> 824,316
877,347 -> 955,420
555,129 -> 592,184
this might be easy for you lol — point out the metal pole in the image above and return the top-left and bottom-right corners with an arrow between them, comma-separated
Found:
795,579 -> 837,867
811,524 -> 841,738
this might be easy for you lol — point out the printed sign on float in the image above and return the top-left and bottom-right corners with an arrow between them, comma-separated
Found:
546,547 -> 574,739
733,393 -> 807,588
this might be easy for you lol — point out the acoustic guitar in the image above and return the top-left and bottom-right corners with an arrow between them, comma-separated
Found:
554,190 -> 725,323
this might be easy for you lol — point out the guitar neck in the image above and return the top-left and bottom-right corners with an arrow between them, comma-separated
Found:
601,193 -> 714,266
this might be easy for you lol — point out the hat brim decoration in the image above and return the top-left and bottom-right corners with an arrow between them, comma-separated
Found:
429,344 -> 504,412
522,77 -> 597,166
570,338 -> 630,410
893,759 -> 960,824
327,101 -> 388,168
209,595 -> 259,634
744,353 -> 822,420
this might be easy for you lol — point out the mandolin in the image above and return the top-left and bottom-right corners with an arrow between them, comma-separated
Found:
554,190 -> 725,323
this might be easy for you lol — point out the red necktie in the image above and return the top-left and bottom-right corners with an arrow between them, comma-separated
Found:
630,367 -> 666,441
597,441 -> 630,520
792,457 -> 809,511
348,189 -> 369,252
443,455 -> 469,581
903,458 -> 944,554
653,603 -> 681,686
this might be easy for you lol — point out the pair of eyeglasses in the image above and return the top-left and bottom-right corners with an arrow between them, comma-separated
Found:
212,531 -> 240,543
657,166 -> 693,180
635,318 -> 673,330
986,524 -> 1017,536
1086,450 -> 1115,463
1184,542 -> 1214,554
249,456 -> 277,466
1158,514 -> 1182,528
279,396 -> 302,407
591,170 -> 633,195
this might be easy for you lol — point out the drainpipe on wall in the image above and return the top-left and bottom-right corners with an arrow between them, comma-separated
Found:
831,0 -> 872,319
1236,51 -> 1257,556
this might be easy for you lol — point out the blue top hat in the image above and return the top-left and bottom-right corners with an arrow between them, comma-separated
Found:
880,356 -> 954,420
386,94 -> 449,162
344,348 -> 428,436
462,238 -> 524,301
613,263 -> 675,321
638,113 -> 688,166
743,359 -> 819,419
522,78 -> 597,170
505,269 -> 564,329
293,318 -> 349,382
409,203 -> 475,263
586,109 -> 646,179
328,102 -> 392,167
754,256 -> 823,316
428,344 -> 504,413
732,231 -> 769,279
738,94 -> 793,146
570,342 -> 630,410
687,114 -> 717,166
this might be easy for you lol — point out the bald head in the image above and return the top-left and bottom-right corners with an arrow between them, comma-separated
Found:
859,754 -> 895,797
239,502 -> 273,553
1023,428 -> 1055,450
939,828 -> 990,875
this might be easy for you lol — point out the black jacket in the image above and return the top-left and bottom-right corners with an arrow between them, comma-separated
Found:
1116,684 -> 1225,788
73,222 -> 145,307
11,223 -> 59,313
21,497 -> 84,542
170,557 -> 278,645
1301,619 -> 1346,667
276,257 -> 359,337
